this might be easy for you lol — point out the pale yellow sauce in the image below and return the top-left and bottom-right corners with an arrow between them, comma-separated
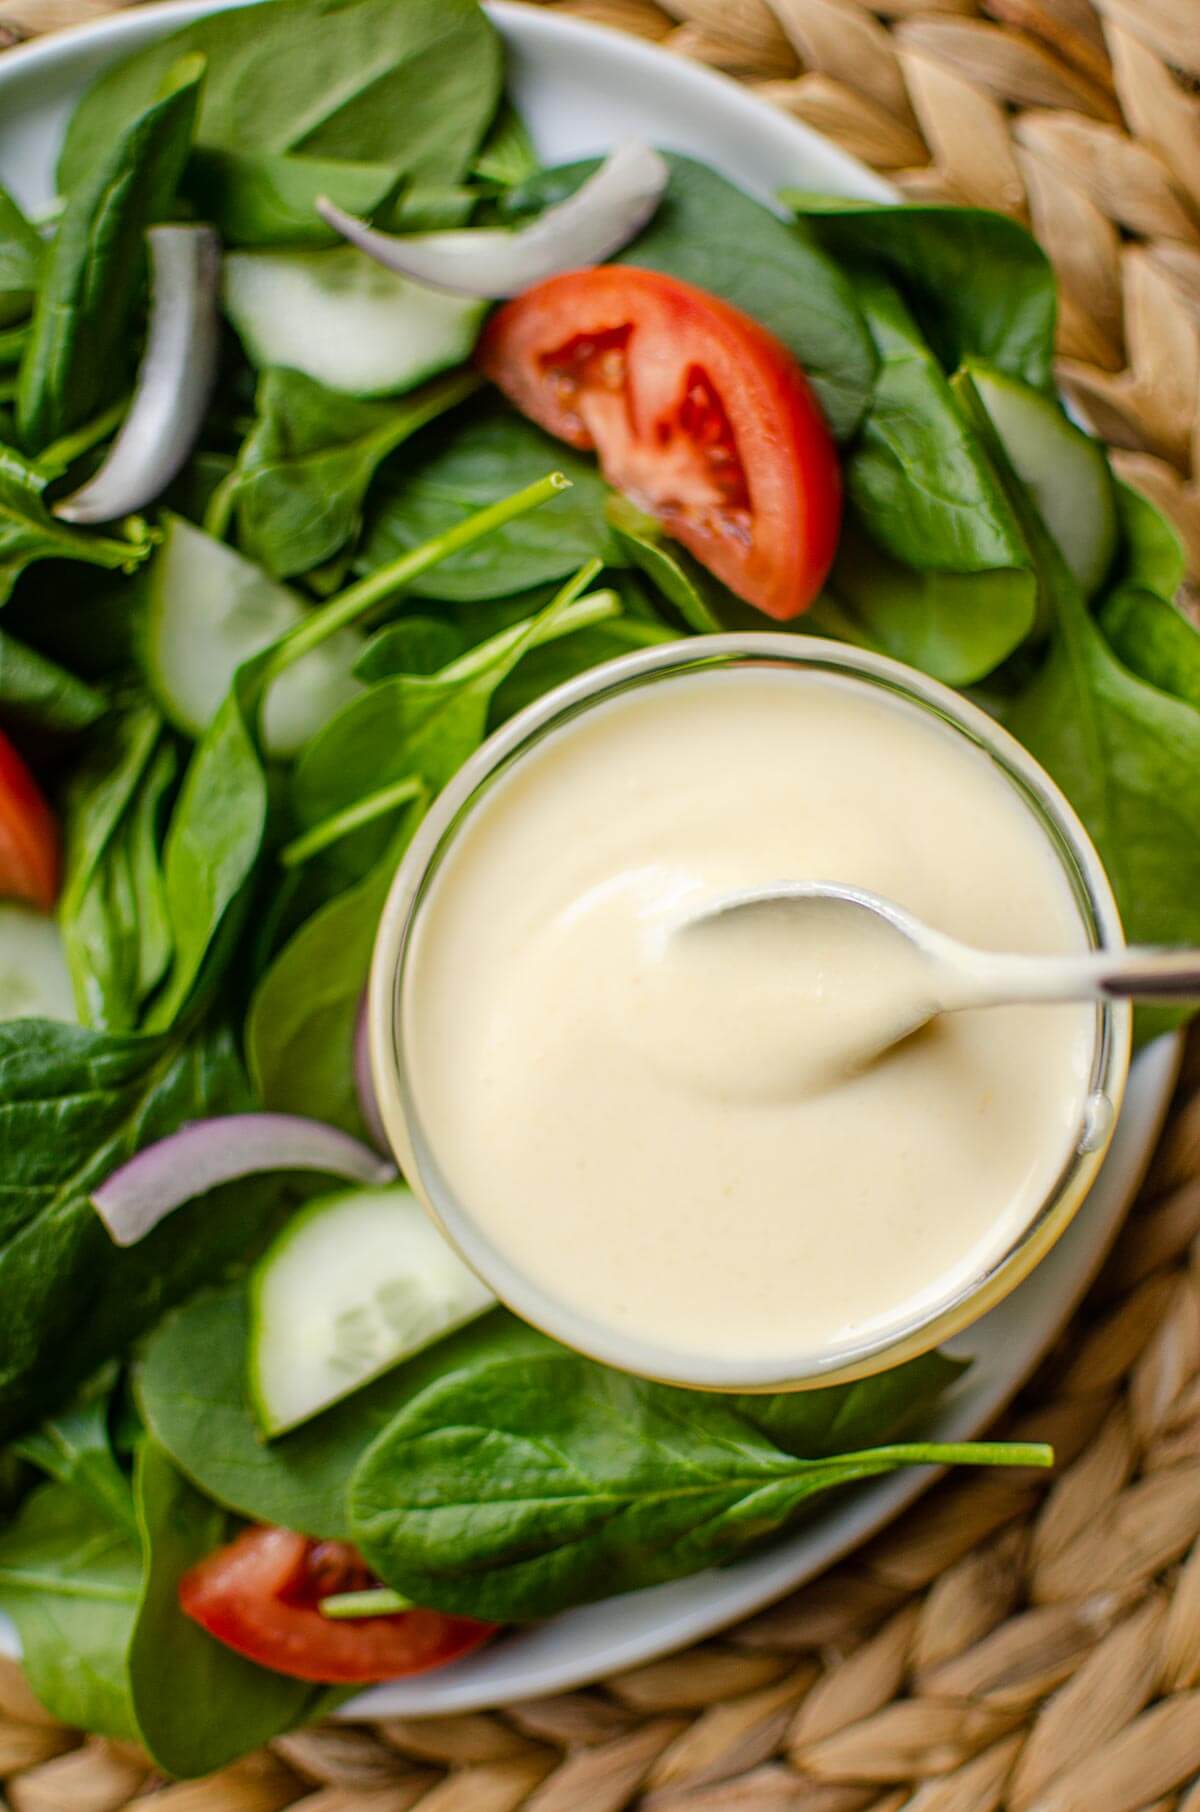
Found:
403,668 -> 1095,1373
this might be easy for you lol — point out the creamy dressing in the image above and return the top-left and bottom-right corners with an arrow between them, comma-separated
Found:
650,892 -> 946,1100
402,667 -> 1096,1374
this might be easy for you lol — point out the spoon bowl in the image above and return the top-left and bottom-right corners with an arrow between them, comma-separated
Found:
682,880 -> 1200,1073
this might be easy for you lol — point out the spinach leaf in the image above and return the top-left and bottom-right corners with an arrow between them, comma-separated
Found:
784,194 -> 1057,391
1099,479 -> 1200,712
1112,480 -> 1186,600
0,446 -> 152,605
128,1441 -> 317,1776
353,586 -> 645,689
136,1282 -> 964,1572
349,1347 -> 1044,1621
390,182 -> 479,232
0,628 -> 106,733
124,741 -> 177,1007
61,705 -> 174,1029
849,277 -> 1030,578
608,497 -> 725,632
623,156 -> 877,441
3,564 -> 148,685
601,506 -> 780,635
360,402 -> 619,600
136,1284 -> 542,1539
507,155 -> 875,442
290,569 -> 612,833
473,100 -> 539,189
0,1017 -> 279,1438
490,617 -> 673,723
68,746 -> 177,1029
821,279 -> 1036,684
18,59 -> 202,453
12,1371 -> 138,1538
443,583 -> 564,643
828,519 -> 1038,687
0,186 -> 43,327
61,708 -> 161,950
730,1350 -> 965,1457
184,148 -> 402,249
355,616 -> 467,681
165,448 -> 237,530
234,367 -> 479,579
0,327 -> 27,369
953,376 -> 1200,1034
149,655 -> 273,1029
150,473 -> 568,1029
0,1437 -> 322,1767
247,817 -> 424,1137
1099,587 -> 1200,711
0,1481 -> 140,1740
60,0 -> 502,192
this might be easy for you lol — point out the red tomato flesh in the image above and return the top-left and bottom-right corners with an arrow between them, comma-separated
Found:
477,266 -> 842,620
179,1527 -> 496,1684
0,730 -> 59,911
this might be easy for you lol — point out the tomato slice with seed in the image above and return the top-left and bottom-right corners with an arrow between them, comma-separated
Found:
477,266 -> 842,620
0,730 -> 59,911
179,1527 -> 496,1685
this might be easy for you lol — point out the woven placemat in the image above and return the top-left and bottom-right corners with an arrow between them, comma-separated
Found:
1,1 -> 1199,1806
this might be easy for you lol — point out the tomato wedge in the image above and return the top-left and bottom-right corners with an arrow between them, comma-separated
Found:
0,730 -> 59,911
179,1527 -> 496,1684
477,266 -> 842,620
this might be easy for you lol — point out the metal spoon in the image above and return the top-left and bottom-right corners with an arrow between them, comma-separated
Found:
681,881 -> 1200,1064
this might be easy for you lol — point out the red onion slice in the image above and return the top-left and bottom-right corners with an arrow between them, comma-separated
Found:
54,225 -> 221,525
315,142 -> 669,300
92,1112 -> 396,1247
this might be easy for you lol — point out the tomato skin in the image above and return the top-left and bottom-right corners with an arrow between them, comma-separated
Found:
0,730 -> 59,911
477,266 -> 842,620
179,1528 -> 496,1685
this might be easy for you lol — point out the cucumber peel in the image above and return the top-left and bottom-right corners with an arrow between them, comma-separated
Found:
967,361 -> 1117,597
0,907 -> 76,1022
144,514 -> 361,758
222,247 -> 487,397
248,1185 -> 495,1437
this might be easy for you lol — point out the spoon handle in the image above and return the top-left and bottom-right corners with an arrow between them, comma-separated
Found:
963,946 -> 1200,1007
1089,948 -> 1200,1001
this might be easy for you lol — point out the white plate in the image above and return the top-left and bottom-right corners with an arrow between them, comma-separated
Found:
0,0 -> 1180,1717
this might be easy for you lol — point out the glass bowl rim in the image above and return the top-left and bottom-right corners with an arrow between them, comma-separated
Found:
368,632 -> 1132,1392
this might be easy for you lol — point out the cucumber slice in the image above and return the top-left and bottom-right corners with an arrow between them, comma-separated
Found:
248,1185 -> 495,1436
145,514 -> 361,759
969,363 -> 1118,597
0,906 -> 76,1021
222,247 -> 486,397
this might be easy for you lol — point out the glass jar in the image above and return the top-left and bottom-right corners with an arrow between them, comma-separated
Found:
368,635 -> 1131,1392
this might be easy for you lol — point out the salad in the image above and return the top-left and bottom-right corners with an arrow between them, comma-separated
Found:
0,0 -> 1195,1777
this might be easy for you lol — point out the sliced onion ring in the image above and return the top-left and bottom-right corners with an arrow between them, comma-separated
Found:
315,142 -> 669,300
92,1112 -> 396,1247
54,225 -> 221,525
354,992 -> 389,1155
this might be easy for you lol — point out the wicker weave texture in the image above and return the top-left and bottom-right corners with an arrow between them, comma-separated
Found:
0,0 -> 1198,1805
